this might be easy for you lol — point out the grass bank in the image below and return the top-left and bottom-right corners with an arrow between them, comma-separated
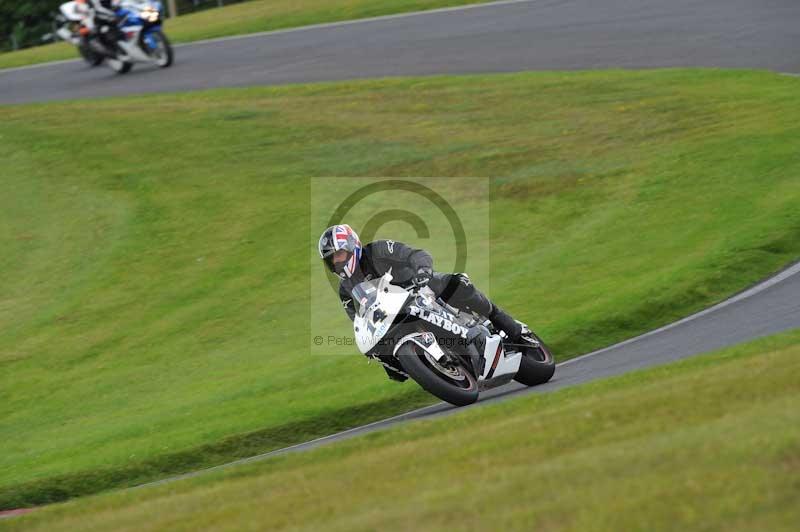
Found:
1,69 -> 799,507
0,0 -> 492,70
4,329 -> 800,530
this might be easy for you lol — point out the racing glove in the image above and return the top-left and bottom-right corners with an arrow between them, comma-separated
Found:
412,267 -> 433,288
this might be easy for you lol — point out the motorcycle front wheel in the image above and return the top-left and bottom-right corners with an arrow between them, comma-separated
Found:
397,343 -> 478,407
106,57 -> 132,74
147,31 -> 173,68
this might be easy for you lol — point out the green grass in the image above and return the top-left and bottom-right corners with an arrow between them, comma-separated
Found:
4,329 -> 800,531
0,0 -> 491,70
1,69 -> 800,508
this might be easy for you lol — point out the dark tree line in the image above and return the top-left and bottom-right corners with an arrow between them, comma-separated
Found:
0,0 -> 65,52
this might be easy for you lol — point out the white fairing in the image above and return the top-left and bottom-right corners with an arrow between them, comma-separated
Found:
480,334 -> 522,380
353,274 -> 409,354
60,1 -> 87,21
117,30 -> 153,62
351,272 -> 524,386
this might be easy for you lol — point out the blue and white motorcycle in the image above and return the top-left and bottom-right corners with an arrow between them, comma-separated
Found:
83,0 -> 174,74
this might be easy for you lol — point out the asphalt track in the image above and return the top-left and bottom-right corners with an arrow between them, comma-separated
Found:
1,0 -> 800,503
126,259 -> 800,490
2,0 -> 800,104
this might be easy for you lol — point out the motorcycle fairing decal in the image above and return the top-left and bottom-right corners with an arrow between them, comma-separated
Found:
421,332 -> 435,346
392,332 -> 446,361
372,319 -> 389,339
408,305 -> 469,339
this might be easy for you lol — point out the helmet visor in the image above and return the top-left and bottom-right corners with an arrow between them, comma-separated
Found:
324,249 -> 352,277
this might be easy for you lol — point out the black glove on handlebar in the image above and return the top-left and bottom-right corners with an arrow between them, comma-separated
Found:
412,267 -> 433,288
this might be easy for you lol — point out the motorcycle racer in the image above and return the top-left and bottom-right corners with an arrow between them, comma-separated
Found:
318,224 -> 532,358
86,0 -> 124,48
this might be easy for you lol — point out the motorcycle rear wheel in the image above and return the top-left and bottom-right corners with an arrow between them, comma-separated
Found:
397,343 -> 478,407
106,57 -> 132,74
78,42 -> 104,66
513,332 -> 556,386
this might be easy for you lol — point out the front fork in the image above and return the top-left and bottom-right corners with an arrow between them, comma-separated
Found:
141,25 -> 163,52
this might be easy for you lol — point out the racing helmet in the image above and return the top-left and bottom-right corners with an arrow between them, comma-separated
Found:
318,224 -> 362,278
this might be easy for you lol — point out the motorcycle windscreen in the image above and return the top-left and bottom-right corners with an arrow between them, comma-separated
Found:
351,278 -> 380,318
352,276 -> 410,354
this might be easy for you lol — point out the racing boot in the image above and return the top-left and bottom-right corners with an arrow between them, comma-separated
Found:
488,304 -> 523,342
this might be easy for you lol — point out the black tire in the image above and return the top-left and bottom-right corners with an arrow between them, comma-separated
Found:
78,43 -> 104,66
513,332 -> 556,386
148,31 -> 173,68
397,343 -> 479,407
107,57 -> 132,74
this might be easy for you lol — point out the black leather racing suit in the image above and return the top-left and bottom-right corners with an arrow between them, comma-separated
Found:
89,0 -> 117,20
338,240 -> 493,322
88,0 -> 122,48
338,240 -> 519,381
